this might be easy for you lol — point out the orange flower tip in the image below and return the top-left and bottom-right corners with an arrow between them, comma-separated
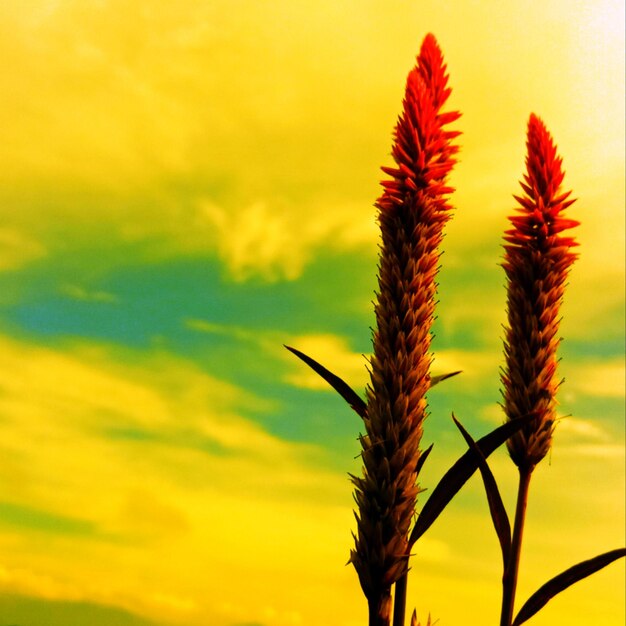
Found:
381,166 -> 401,177
528,112 -> 545,129
438,111 -> 462,125
553,218 -> 581,231
420,32 -> 441,55
512,195 -> 534,210
554,235 -> 579,247
519,181 -> 533,195
444,130 -> 463,140
561,198 -> 576,210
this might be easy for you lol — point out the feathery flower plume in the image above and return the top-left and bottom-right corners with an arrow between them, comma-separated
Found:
501,114 -> 579,471
350,33 -> 460,625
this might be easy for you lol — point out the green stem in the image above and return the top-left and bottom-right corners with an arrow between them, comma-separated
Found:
392,573 -> 408,626
500,467 -> 533,626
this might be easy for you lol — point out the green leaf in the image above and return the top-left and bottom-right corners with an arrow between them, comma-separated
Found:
284,345 -> 367,417
452,415 -> 511,567
409,414 -> 534,546
512,548 -> 626,626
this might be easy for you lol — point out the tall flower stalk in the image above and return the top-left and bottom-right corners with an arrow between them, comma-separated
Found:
499,114 -> 579,626
287,38 -> 625,626
349,34 -> 460,626
287,42 -> 625,626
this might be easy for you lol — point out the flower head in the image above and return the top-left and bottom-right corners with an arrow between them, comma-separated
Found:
502,114 -> 578,471
350,33 -> 460,610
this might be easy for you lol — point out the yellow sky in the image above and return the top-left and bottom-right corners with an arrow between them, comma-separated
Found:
0,1 -> 623,626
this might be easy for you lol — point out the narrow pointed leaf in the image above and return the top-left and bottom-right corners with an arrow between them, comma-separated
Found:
284,345 -> 367,417
410,414 -> 534,546
416,443 -> 434,475
512,548 -> 626,626
430,370 -> 462,387
452,415 -> 511,567
410,610 -> 432,626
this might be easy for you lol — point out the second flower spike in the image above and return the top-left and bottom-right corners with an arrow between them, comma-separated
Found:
502,113 -> 579,471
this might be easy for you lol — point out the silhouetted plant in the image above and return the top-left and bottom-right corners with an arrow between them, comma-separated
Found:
467,114 -> 625,626
349,34 -> 459,626
286,34 -> 625,626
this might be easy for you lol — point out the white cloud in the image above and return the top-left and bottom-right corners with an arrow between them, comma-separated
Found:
199,198 -> 375,282
201,200 -> 309,282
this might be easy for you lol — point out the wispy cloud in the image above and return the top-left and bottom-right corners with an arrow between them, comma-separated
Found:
551,413 -> 625,460
60,284 -> 118,303
0,228 -> 46,271
199,198 -> 375,282
0,2 -> 622,624
563,358 -> 625,399
0,0 -> 622,295
0,592 -> 167,626
0,334 -> 357,625
200,200 -> 312,282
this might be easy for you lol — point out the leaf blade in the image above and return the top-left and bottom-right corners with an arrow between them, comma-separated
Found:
452,415 -> 512,567
430,370 -> 462,387
284,348 -> 460,421
409,414 -> 534,546
284,345 -> 367,417
415,443 -> 434,475
512,548 -> 626,626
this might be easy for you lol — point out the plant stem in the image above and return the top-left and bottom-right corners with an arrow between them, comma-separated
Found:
500,467 -> 533,626
392,574 -> 408,626
369,592 -> 393,626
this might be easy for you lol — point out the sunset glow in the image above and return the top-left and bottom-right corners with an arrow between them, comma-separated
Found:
0,2 -> 623,625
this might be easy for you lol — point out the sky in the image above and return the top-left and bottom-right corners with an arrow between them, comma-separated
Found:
0,1 -> 624,625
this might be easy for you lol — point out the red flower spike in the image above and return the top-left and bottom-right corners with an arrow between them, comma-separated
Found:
350,33 -> 460,622
501,114 -> 578,470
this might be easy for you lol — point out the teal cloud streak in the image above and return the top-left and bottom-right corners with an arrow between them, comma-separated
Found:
0,594 -> 167,626
0,501 -> 97,537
